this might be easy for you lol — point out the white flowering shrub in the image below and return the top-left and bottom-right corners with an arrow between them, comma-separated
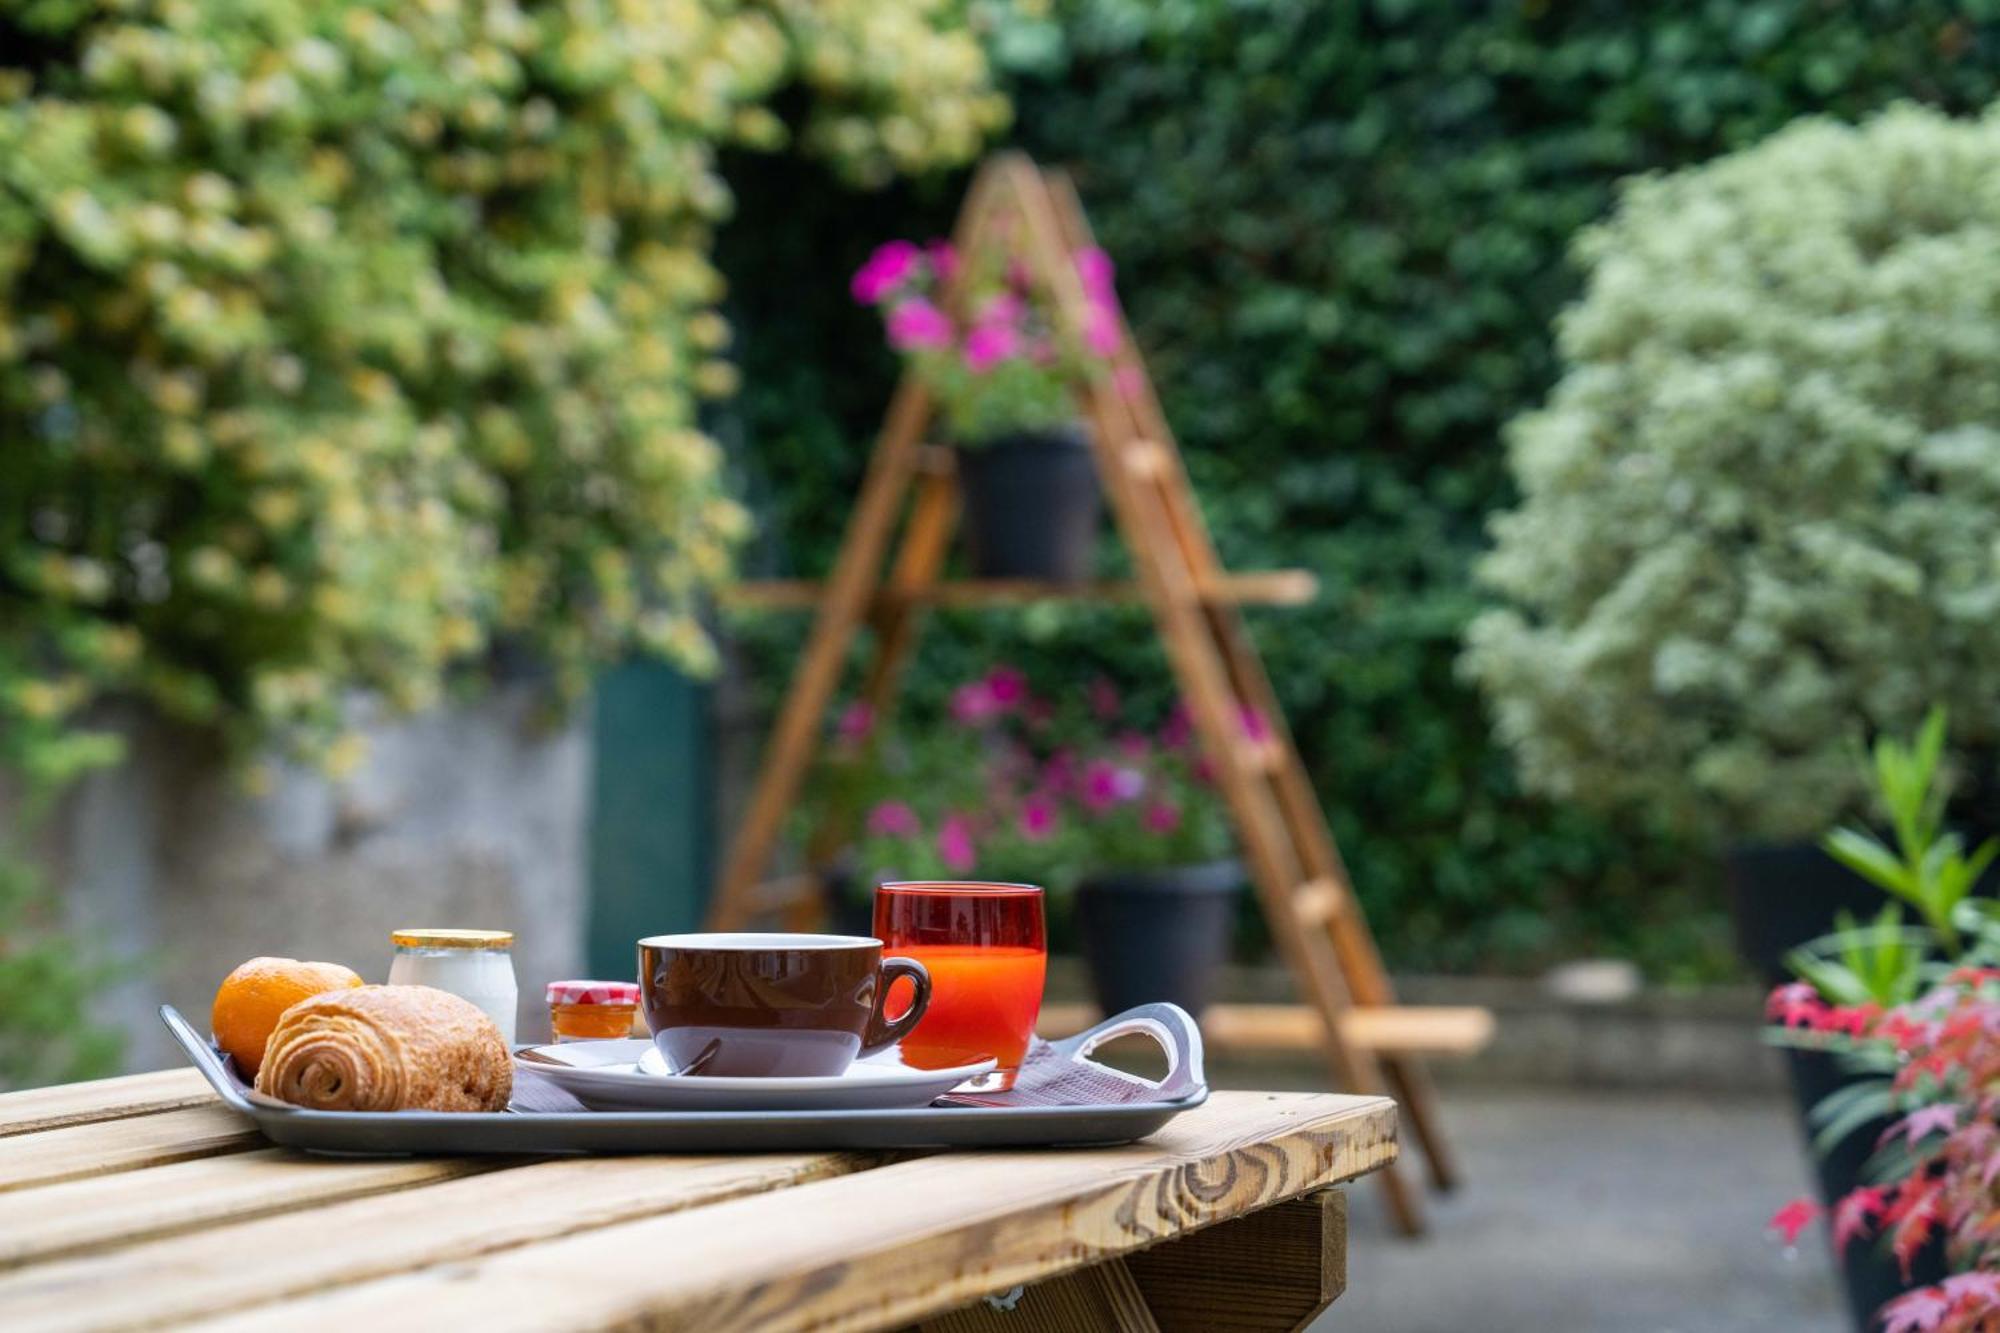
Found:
1464,104 -> 2000,842
0,0 -> 1006,786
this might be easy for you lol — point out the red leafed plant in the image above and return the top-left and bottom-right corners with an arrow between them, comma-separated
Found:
1768,969 -> 2000,1332
1764,711 -> 2000,1331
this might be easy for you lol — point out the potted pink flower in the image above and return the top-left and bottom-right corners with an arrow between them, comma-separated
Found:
801,667 -> 1243,1017
798,669 -> 1080,932
851,236 -> 1125,579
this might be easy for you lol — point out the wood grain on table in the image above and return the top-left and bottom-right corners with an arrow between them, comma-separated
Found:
0,1072 -> 1396,1333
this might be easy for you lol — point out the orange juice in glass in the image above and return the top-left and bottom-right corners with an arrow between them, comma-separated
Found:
873,881 -> 1046,1091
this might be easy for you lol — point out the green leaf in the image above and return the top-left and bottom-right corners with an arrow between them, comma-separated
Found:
1821,827 -> 1911,898
1809,1076 -> 1897,1157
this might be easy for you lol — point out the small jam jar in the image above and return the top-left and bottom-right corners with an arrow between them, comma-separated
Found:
547,980 -> 642,1041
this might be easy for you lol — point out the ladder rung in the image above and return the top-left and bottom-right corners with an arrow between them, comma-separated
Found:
745,874 -> 820,914
1291,877 -> 1347,926
1123,439 -> 1167,479
1341,1005 -> 1496,1056
1241,736 -> 1287,773
1037,1002 -> 1494,1057
722,572 -> 1317,611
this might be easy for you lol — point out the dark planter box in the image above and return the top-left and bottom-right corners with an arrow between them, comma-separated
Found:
953,425 -> 1101,580
1076,860 -> 1244,1019
1725,841 -> 1900,988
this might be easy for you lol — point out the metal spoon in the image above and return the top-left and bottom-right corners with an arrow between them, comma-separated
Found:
515,1039 -> 719,1077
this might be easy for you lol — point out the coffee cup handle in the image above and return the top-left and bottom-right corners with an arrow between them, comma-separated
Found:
861,956 -> 931,1057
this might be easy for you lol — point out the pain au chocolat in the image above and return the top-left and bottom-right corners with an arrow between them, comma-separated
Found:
255,984 -> 511,1112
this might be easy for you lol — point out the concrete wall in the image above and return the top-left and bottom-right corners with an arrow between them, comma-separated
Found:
43,687 -> 591,1071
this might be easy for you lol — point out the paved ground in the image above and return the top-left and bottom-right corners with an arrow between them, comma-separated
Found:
1293,1087 -> 1847,1332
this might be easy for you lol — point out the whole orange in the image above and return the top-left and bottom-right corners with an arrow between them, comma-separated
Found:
211,957 -> 363,1076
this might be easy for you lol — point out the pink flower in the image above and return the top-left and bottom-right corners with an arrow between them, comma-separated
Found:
1239,705 -> 1271,741
984,665 -> 1027,706
1081,760 -> 1143,811
1160,703 -> 1194,750
1116,731 -> 1150,761
1075,247 -> 1115,297
992,740 -> 1035,783
950,680 -> 999,725
1075,248 -> 1123,359
1042,748 -> 1077,795
1767,1197 -> 1819,1247
886,299 -> 954,351
926,239 -> 957,285
937,814 -> 976,873
835,701 -> 873,745
1081,760 -> 1121,811
1087,677 -> 1121,721
1143,800 -> 1182,835
852,240 -> 921,305
964,321 -> 1019,372
866,800 -> 919,838
1019,793 -> 1057,842
978,292 -> 1024,326
1083,306 -> 1121,357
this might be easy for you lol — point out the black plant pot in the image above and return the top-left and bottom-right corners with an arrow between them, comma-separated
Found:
818,860 -> 875,939
1725,842 -> 1896,989
953,425 -> 1102,580
1075,860 -> 1244,1018
1724,842 -> 1948,1331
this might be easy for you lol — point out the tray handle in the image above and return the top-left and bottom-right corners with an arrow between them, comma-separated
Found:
1045,1002 -> 1206,1102
159,1004 -> 293,1114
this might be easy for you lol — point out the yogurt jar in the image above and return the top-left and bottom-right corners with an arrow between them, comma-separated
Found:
387,929 -> 518,1045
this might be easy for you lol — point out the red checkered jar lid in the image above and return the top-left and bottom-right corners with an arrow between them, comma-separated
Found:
544,980 -> 641,1006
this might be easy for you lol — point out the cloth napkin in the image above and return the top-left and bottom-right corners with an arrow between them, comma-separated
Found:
935,1037 -> 1167,1108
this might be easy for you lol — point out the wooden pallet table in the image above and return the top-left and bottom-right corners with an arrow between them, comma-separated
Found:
0,1070 -> 1397,1333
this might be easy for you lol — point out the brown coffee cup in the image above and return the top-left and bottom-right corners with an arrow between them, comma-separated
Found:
636,933 -> 931,1078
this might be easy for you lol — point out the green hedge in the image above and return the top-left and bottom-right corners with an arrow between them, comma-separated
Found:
717,1 -> 2000,977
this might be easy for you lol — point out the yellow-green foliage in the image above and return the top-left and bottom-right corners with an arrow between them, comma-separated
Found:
0,0 -> 1005,782
1466,105 -> 2000,841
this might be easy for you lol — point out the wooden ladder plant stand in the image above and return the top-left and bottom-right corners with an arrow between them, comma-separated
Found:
708,152 -> 1489,1235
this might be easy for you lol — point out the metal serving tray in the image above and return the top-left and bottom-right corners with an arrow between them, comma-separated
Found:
160,1002 -> 1207,1156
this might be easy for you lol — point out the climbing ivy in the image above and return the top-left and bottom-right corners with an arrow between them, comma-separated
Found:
718,0 -> 2000,976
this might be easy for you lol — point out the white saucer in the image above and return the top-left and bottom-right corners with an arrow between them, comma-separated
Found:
515,1039 -> 996,1112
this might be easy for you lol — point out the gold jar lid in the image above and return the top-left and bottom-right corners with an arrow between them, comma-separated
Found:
390,928 -> 515,950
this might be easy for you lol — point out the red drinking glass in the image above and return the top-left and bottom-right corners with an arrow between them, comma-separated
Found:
873,881 -> 1046,1091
